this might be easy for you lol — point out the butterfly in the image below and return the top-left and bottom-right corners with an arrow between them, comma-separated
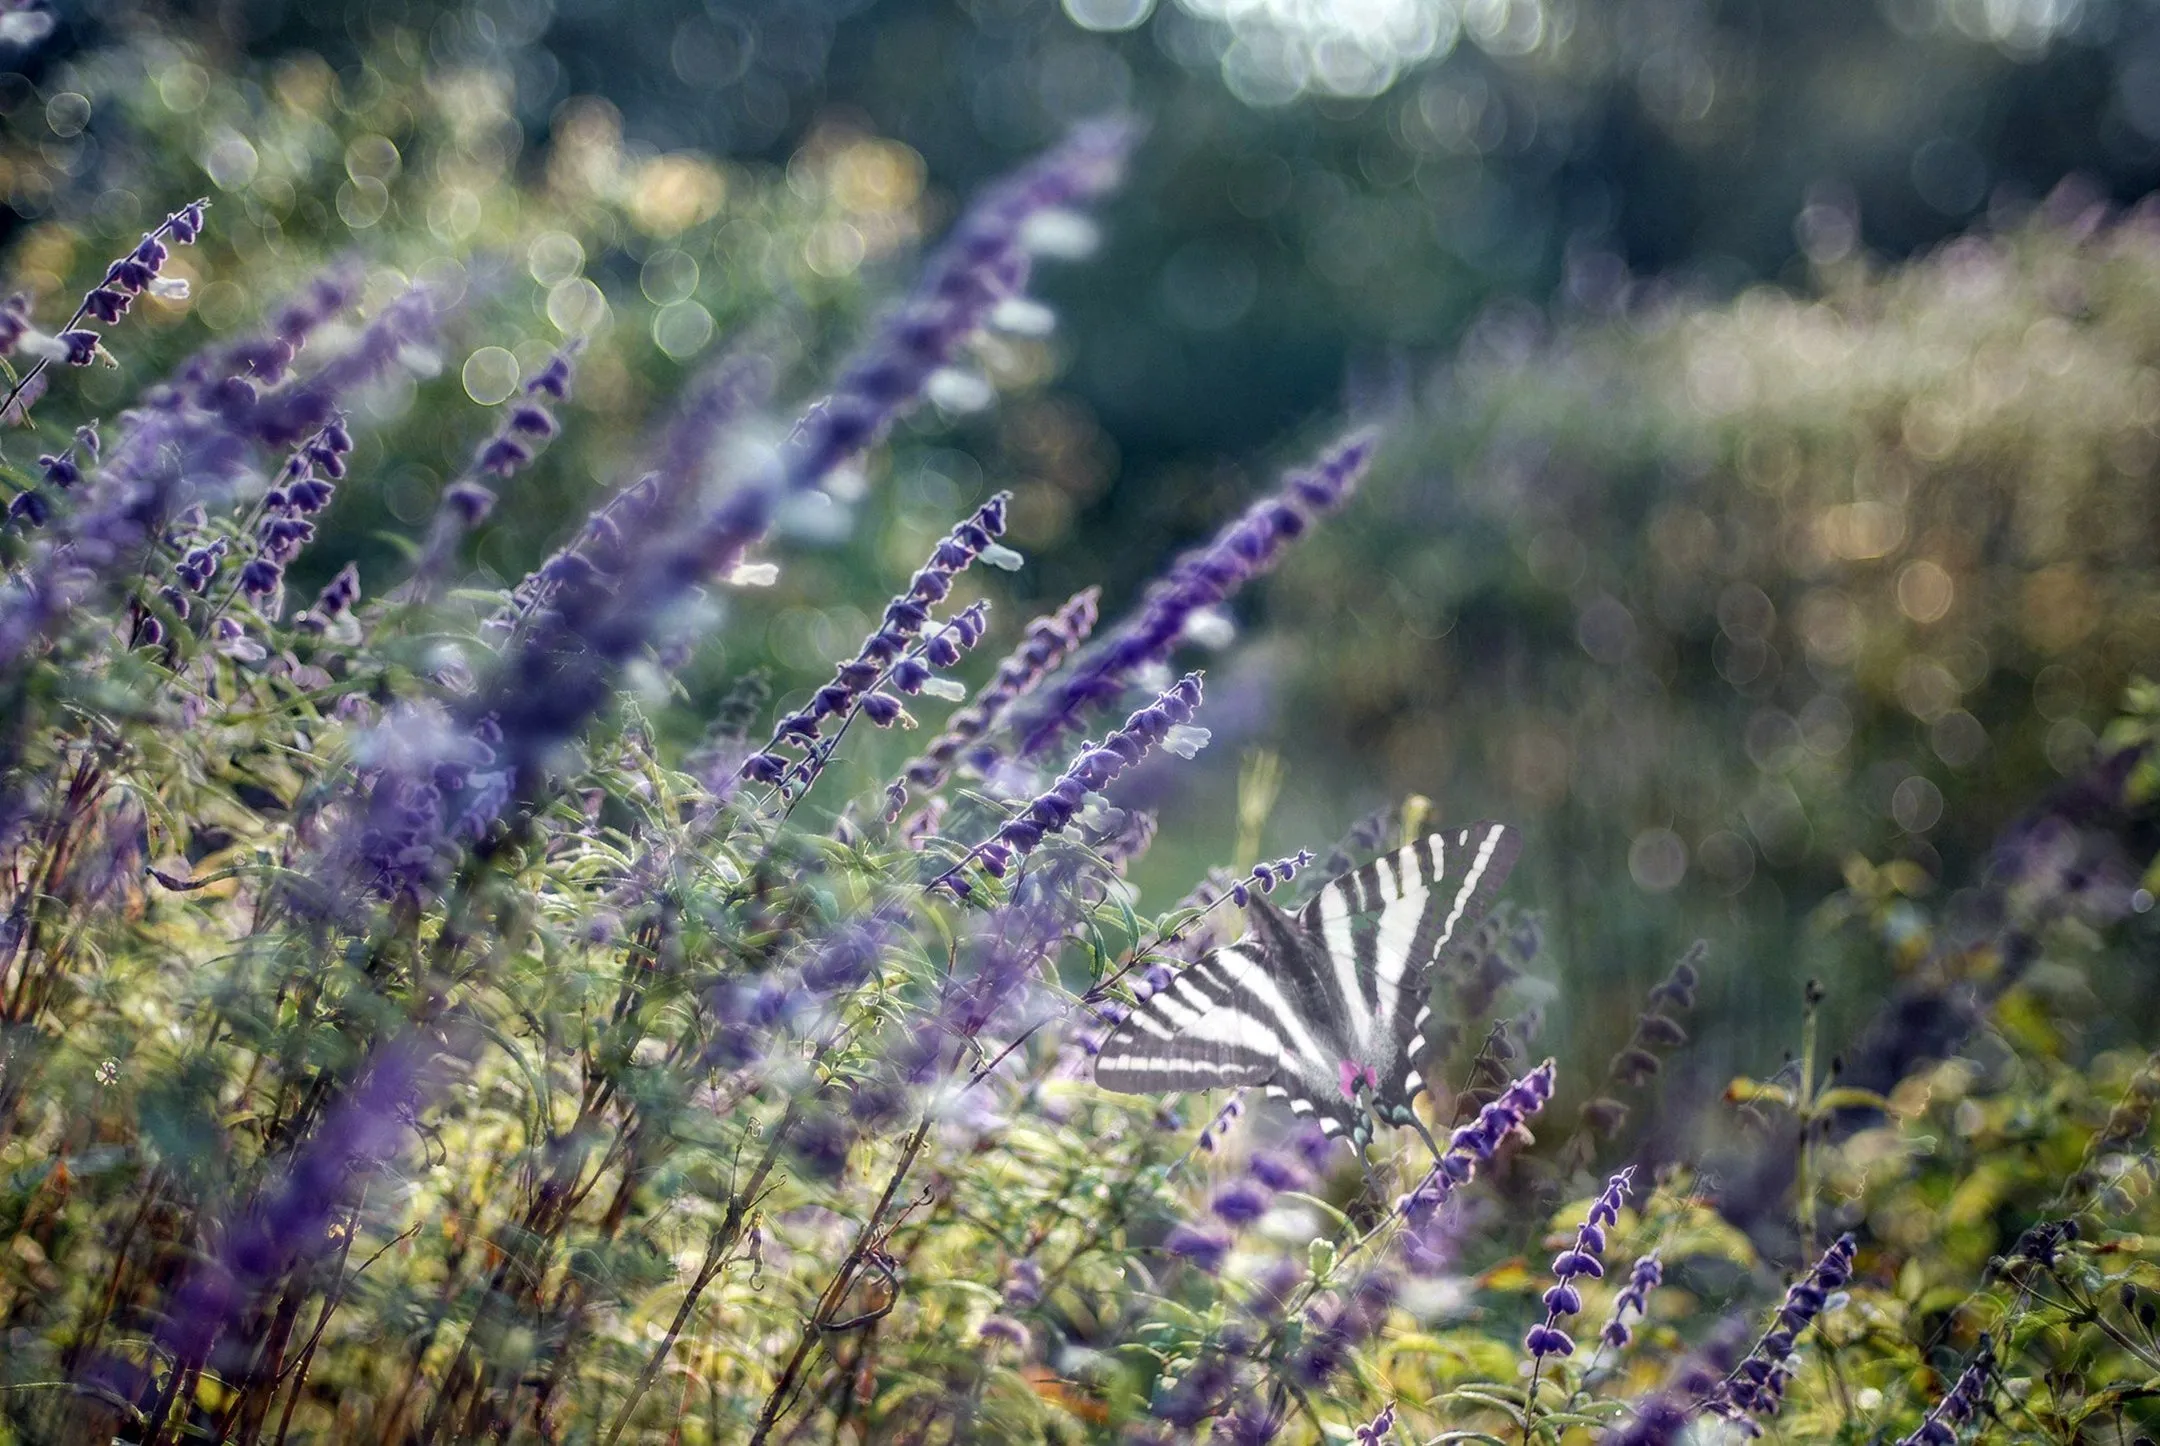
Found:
1094,823 -> 1521,1153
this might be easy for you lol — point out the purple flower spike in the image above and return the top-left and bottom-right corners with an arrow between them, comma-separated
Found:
1210,1180 -> 1270,1226
1163,1224 -> 1230,1274
749,496 -> 1008,802
932,673 -> 1204,893
781,120 -> 1135,494
1895,1336 -> 1995,1446
1704,1233 -> 1857,1431
1523,1166 -> 1630,1395
1396,1059 -> 1557,1220
1016,431 -> 1376,757
894,587 -> 1099,803
1601,1251 -> 1662,1348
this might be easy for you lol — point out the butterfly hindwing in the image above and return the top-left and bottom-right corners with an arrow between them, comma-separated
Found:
1095,822 -> 1521,1141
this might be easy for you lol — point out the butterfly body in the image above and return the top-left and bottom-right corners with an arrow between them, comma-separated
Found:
1095,823 -> 1521,1149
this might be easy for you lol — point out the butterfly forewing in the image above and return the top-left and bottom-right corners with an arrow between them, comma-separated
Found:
1095,822 -> 1521,1140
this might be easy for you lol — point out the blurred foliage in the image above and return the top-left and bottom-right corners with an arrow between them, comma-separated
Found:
0,4 -> 2150,1445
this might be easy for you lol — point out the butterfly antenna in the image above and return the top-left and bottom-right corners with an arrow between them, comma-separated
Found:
1402,1108 -> 1448,1168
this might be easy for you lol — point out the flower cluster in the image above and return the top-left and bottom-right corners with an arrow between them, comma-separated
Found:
230,417 -> 353,619
1896,1335 -> 1994,1446
2,198 -> 204,407
893,585 -> 1101,804
1526,1168 -> 1633,1359
1706,1233 -> 1857,1432
938,672 -> 1205,891
1396,1059 -> 1556,1218
441,346 -> 575,530
1353,1403 -> 1396,1445
1206,1144 -> 1313,1227
1016,432 -> 1374,757
743,493 -> 1012,795
780,118 -> 1134,494
3,423 -> 96,531
1227,849 -> 1316,907
1600,1252 -> 1664,1348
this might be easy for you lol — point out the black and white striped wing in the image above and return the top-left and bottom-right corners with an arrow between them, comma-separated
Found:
1091,936 -> 1349,1101
1296,822 -> 1521,1117
1094,823 -> 1520,1142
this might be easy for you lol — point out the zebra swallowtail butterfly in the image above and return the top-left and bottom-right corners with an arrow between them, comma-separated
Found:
1094,822 -> 1521,1150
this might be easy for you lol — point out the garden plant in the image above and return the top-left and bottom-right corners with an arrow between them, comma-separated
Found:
0,13 -> 2155,1446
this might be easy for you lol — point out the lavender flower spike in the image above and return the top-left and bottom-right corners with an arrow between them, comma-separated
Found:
1601,1252 -> 1663,1348
1017,431 -> 1375,758
1705,1233 -> 1857,1434
1896,1335 -> 1994,1446
893,585 -> 1101,805
1527,1167 -> 1633,1361
744,493 -> 1010,795
0,197 -> 207,420
1395,1059 -> 1556,1219
932,672 -> 1204,892
780,119 -> 1136,495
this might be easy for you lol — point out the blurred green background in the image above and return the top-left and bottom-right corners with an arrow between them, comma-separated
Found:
3,0 -> 2158,1141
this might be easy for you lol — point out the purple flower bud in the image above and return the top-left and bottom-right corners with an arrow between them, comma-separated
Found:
1525,1324 -> 1574,1358
1210,1181 -> 1270,1226
106,258 -> 155,292
83,288 -> 130,323
8,490 -> 49,528
1543,1283 -> 1582,1315
240,558 -> 282,596
908,567 -> 952,603
1248,1151 -> 1309,1193
1163,1225 -> 1230,1274
862,692 -> 904,727
892,657 -> 931,694
168,202 -> 206,244
924,632 -> 962,668
524,351 -> 574,399
508,403 -> 557,437
445,481 -> 497,526
57,330 -> 99,365
476,436 -> 532,476
287,477 -> 335,512
1552,1250 -> 1604,1280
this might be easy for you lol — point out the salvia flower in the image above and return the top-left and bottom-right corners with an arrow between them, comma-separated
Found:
156,1038 -> 420,1368
1896,1335 -> 1994,1446
1353,1403 -> 1397,1445
1601,1252 -> 1663,1348
978,1315 -> 1029,1350
1706,1233 -> 1857,1433
1396,1059 -> 1556,1219
779,120 -> 1134,495
1527,1168 -> 1633,1361
1163,1223 -> 1231,1274
1209,1180 -> 1271,1227
0,198 -> 207,421
1016,432 -> 1374,758
893,585 -> 1100,807
1196,1088 -> 1247,1152
746,494 -> 1009,796
935,673 -> 1204,891
1229,849 -> 1316,907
